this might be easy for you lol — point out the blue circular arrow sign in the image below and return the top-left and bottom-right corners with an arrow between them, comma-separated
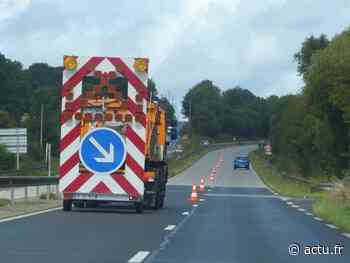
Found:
79,127 -> 126,174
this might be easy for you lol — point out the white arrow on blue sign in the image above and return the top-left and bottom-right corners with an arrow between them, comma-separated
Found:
79,127 -> 127,174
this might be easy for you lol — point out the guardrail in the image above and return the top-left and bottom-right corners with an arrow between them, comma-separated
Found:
0,176 -> 58,188
0,176 -> 59,206
284,175 -> 334,192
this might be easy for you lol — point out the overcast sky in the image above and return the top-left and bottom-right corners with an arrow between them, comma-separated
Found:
1,0 -> 350,117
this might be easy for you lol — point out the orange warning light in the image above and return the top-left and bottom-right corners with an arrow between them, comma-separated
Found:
64,56 -> 78,71
133,58 -> 148,73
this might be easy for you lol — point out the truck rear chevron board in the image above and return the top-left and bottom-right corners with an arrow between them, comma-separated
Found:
59,56 -> 168,213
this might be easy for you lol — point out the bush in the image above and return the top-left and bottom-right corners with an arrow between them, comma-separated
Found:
0,144 -> 15,170
39,192 -> 58,200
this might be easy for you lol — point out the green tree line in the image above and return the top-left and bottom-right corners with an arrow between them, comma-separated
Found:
182,28 -> 350,178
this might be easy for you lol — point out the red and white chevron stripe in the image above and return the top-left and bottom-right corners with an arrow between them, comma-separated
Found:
59,56 -> 148,199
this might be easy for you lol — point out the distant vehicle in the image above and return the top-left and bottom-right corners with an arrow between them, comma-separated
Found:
233,156 -> 250,170
175,145 -> 183,153
167,126 -> 178,141
201,140 -> 209,146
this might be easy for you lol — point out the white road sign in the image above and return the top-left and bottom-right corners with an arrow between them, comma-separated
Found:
0,128 -> 27,153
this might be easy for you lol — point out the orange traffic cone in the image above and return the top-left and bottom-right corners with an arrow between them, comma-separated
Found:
209,174 -> 215,182
188,185 -> 199,204
199,177 -> 205,192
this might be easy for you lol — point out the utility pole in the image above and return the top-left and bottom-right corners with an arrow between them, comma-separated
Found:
189,100 -> 192,138
16,127 -> 19,171
40,104 -> 44,158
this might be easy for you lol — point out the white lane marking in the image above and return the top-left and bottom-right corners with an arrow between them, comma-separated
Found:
298,208 -> 306,212
274,193 -> 278,195
182,211 -> 189,216
314,217 -> 322,221
207,189 -> 212,192
128,251 -> 150,263
305,212 -> 313,216
0,207 -> 61,224
164,225 -> 176,231
343,233 -> 350,239
326,224 -> 337,229
291,205 -> 299,208
200,199 -> 205,202
193,204 -> 198,207
287,202 -> 293,205
204,193 -> 278,199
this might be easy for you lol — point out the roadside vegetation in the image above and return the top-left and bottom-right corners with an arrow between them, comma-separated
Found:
249,150 -> 325,198
0,199 -> 10,207
251,149 -> 350,232
313,180 -> 350,232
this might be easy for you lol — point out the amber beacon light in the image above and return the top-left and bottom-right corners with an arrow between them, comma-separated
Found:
133,58 -> 148,73
64,56 -> 78,70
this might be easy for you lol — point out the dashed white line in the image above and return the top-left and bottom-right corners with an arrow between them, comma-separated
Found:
287,202 -> 293,205
297,208 -> 306,212
0,207 -> 61,224
193,204 -> 198,207
305,212 -> 313,216
326,224 -> 337,229
164,225 -> 176,231
128,251 -> 150,263
200,199 -> 205,202
182,211 -> 189,216
343,233 -> 350,239
291,205 -> 299,208
314,217 -> 323,221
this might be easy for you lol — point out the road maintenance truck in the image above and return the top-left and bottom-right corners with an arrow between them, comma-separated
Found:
59,56 -> 168,213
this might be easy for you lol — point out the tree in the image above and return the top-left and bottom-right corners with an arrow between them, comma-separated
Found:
182,80 -> 222,137
294,34 -> 329,77
159,97 -> 176,125
147,78 -> 158,99
304,29 -> 350,171
0,111 -> 16,128
0,144 -> 15,170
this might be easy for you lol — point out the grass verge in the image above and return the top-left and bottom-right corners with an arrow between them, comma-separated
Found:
249,150 -> 323,198
250,149 -> 350,232
313,196 -> 350,232
0,198 -> 10,207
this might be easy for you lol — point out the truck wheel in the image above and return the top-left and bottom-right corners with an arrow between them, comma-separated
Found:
73,201 -> 84,208
153,193 -> 161,210
63,200 -> 72,211
135,202 -> 144,214
86,201 -> 98,208
159,195 -> 165,208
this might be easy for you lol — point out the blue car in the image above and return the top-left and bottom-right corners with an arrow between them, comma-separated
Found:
233,156 -> 250,170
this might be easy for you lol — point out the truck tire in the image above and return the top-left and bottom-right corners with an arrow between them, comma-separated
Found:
73,201 -> 84,208
159,194 -> 165,208
63,200 -> 72,211
153,193 -> 161,210
135,202 -> 144,214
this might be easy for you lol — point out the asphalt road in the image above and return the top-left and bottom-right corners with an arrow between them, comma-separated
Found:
0,145 -> 349,263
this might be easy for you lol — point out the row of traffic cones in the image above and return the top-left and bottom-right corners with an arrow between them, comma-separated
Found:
188,153 -> 224,204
